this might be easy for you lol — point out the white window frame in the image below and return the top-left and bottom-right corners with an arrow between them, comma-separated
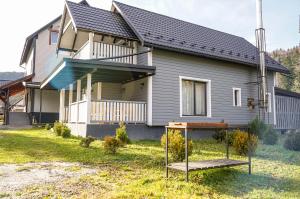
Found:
232,88 -> 242,107
179,76 -> 211,118
266,92 -> 272,113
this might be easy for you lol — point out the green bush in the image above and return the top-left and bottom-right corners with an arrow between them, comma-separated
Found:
248,116 -> 267,139
212,129 -> 226,142
44,123 -> 52,130
61,126 -> 71,138
284,131 -> 300,151
233,130 -> 258,156
103,136 -> 120,154
226,130 -> 237,146
80,136 -> 96,148
115,122 -> 130,146
263,126 -> 278,145
161,130 -> 193,162
53,121 -> 63,136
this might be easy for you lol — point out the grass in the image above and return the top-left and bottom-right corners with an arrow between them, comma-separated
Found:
0,128 -> 300,198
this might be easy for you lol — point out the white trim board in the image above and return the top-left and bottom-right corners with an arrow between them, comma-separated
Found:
232,87 -> 242,107
179,76 -> 212,118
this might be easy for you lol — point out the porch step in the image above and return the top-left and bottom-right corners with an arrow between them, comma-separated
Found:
9,112 -> 30,125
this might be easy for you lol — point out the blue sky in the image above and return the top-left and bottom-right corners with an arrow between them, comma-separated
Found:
0,0 -> 299,72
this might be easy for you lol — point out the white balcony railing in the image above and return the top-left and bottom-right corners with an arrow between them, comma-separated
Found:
73,41 -> 136,64
91,100 -> 147,123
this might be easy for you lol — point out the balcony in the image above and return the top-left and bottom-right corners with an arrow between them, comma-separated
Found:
73,41 -> 137,64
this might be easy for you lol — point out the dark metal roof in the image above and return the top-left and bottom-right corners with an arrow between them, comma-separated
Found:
113,1 -> 289,74
275,87 -> 300,99
66,1 -> 137,40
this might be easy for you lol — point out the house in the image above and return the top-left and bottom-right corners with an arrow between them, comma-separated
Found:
18,0 -> 288,138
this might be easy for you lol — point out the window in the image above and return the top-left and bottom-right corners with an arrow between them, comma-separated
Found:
233,88 -> 241,107
49,30 -> 58,45
180,77 -> 211,117
266,92 -> 272,113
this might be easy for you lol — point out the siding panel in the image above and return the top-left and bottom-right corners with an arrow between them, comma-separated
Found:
152,49 -> 275,126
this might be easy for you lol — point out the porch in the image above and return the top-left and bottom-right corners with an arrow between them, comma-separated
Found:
42,57 -> 154,126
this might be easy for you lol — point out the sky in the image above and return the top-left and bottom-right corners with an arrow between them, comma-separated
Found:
0,0 -> 299,72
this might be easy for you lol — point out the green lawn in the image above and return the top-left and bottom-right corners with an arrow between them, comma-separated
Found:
0,128 -> 300,198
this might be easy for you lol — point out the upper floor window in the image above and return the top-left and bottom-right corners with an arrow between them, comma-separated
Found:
49,30 -> 58,45
180,76 -> 211,117
233,88 -> 241,107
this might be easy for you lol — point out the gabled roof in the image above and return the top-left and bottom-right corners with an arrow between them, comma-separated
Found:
20,16 -> 61,65
65,1 -> 137,40
113,1 -> 289,74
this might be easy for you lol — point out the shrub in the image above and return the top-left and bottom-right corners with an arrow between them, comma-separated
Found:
80,136 -> 96,148
103,136 -> 120,154
45,123 -> 52,130
248,116 -> 267,139
226,131 -> 237,146
284,131 -> 300,151
233,130 -> 258,156
263,126 -> 278,145
115,122 -> 130,146
53,121 -> 63,136
61,126 -> 71,138
161,130 -> 193,162
212,129 -> 226,142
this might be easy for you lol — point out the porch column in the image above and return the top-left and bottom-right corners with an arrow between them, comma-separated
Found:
86,73 -> 92,124
59,89 -> 65,122
76,80 -> 81,123
68,84 -> 73,122
89,32 -> 95,59
133,42 -> 137,64
97,82 -> 102,100
147,50 -> 153,126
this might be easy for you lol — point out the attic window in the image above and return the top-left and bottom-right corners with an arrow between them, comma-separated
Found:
49,29 -> 59,45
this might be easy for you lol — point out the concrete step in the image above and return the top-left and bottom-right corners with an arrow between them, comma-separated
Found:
9,112 -> 30,125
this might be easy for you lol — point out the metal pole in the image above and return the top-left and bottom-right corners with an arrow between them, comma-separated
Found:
248,128 -> 252,175
185,127 -> 189,182
165,127 -> 169,179
226,129 -> 229,159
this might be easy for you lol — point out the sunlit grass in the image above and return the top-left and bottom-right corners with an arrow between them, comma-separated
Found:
0,128 -> 299,198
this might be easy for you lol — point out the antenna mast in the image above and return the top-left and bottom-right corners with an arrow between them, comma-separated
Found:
255,0 -> 268,121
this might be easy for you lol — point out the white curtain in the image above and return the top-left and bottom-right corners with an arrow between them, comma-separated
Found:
182,80 -> 206,115
195,82 -> 206,115
182,80 -> 194,115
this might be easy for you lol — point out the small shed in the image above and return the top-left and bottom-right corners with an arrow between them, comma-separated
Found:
275,87 -> 300,130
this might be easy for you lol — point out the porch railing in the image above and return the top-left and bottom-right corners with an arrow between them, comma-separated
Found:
91,100 -> 147,123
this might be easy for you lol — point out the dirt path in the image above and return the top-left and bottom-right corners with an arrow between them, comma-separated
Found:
0,162 -> 98,198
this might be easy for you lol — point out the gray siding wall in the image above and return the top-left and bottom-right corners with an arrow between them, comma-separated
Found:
152,49 -> 275,126
137,46 -> 149,65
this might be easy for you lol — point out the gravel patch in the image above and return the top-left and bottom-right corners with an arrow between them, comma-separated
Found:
0,162 -> 98,198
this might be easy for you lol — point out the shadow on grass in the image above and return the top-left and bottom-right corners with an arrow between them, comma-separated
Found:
190,168 -> 300,198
